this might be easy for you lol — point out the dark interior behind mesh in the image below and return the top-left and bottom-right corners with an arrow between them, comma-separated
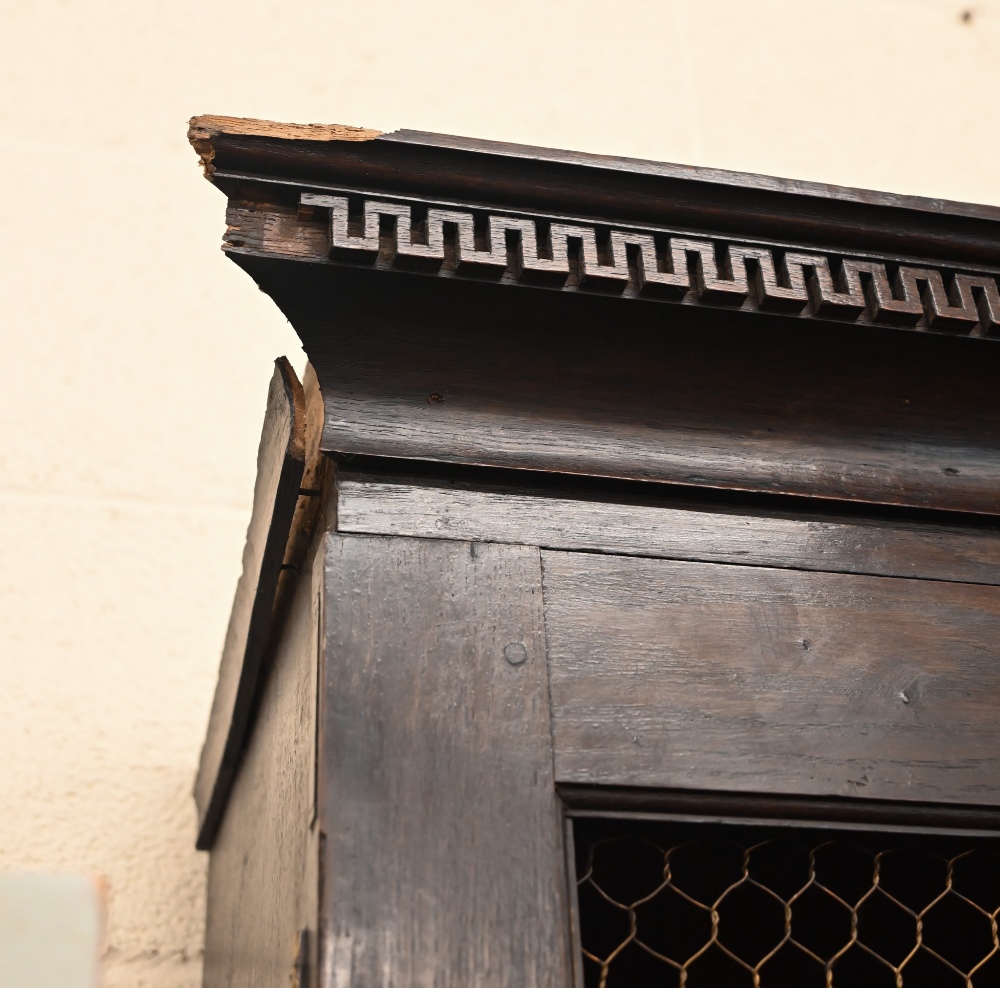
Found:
572,817 -> 1000,987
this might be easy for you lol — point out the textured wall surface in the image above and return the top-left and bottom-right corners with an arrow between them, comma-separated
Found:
1,1 -> 998,985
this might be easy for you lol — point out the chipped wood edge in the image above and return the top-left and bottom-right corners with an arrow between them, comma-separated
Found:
274,361 -> 335,613
188,114 -> 382,175
195,356 -> 307,849
195,359 -> 330,850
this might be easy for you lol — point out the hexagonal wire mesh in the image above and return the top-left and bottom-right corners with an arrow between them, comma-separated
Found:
572,818 -> 1000,987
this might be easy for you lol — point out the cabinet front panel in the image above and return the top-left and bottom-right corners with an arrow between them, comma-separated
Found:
543,551 -> 1000,807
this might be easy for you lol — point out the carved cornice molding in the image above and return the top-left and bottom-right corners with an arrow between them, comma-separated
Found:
276,192 -> 1000,338
196,120 -> 1000,518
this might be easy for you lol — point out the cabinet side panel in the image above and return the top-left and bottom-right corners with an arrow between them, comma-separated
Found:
201,537 -> 321,988
319,534 -> 573,988
544,550 -> 1000,807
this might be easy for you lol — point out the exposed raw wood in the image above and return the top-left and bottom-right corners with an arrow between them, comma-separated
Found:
191,117 -> 1000,265
543,551 -> 1000,807
335,475 -> 1000,585
188,115 -> 381,175
193,115 -> 1000,515
265,364 -> 335,750
318,534 -> 574,988
280,362 -> 334,576
194,357 -> 305,849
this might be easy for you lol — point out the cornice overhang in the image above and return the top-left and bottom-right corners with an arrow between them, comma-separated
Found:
192,115 -> 1000,264
190,115 -> 1000,516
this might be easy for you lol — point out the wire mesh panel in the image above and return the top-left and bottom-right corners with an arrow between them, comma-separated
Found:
573,817 -> 1000,988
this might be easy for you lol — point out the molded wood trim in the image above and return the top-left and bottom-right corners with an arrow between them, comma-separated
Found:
194,357 -> 305,849
233,255 -> 1000,515
559,786 -> 1000,838
261,191 -> 1000,341
188,115 -> 1000,265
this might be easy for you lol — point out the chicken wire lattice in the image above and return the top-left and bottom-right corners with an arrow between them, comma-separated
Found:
573,818 -> 1000,988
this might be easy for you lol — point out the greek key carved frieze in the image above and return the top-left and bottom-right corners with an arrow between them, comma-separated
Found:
299,192 -> 1000,336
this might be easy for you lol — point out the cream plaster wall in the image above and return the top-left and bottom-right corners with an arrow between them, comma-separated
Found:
1,1 -> 998,985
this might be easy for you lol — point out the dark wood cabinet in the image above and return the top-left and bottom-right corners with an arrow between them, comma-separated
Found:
190,116 -> 1000,987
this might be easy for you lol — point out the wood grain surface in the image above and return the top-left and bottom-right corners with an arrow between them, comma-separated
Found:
194,357 -> 305,849
203,523 -> 322,988
238,257 -> 1000,514
560,786 -> 1000,835
335,475 -> 1000,585
542,551 -> 1000,807
193,119 -> 1000,988
319,534 -> 574,988
189,115 -> 381,175
191,118 -> 1000,265
194,115 -> 1000,516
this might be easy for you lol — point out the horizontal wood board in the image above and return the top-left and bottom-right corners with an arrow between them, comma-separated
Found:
559,786 -> 1000,835
319,534 -> 574,988
335,476 -> 1000,585
542,551 -> 1000,807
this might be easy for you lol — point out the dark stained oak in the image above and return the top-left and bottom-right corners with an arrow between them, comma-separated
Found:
191,118 -> 1000,988
241,258 -> 1000,515
189,117 -> 1000,516
559,786 -> 1000,836
190,115 -> 1000,265
202,521 -> 322,988
542,550 -> 1000,807
318,534 -> 574,988
230,194 -> 1000,339
335,474 -> 1000,585
194,357 -> 305,849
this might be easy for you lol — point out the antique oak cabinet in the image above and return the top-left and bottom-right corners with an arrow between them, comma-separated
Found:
191,116 -> 1000,988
